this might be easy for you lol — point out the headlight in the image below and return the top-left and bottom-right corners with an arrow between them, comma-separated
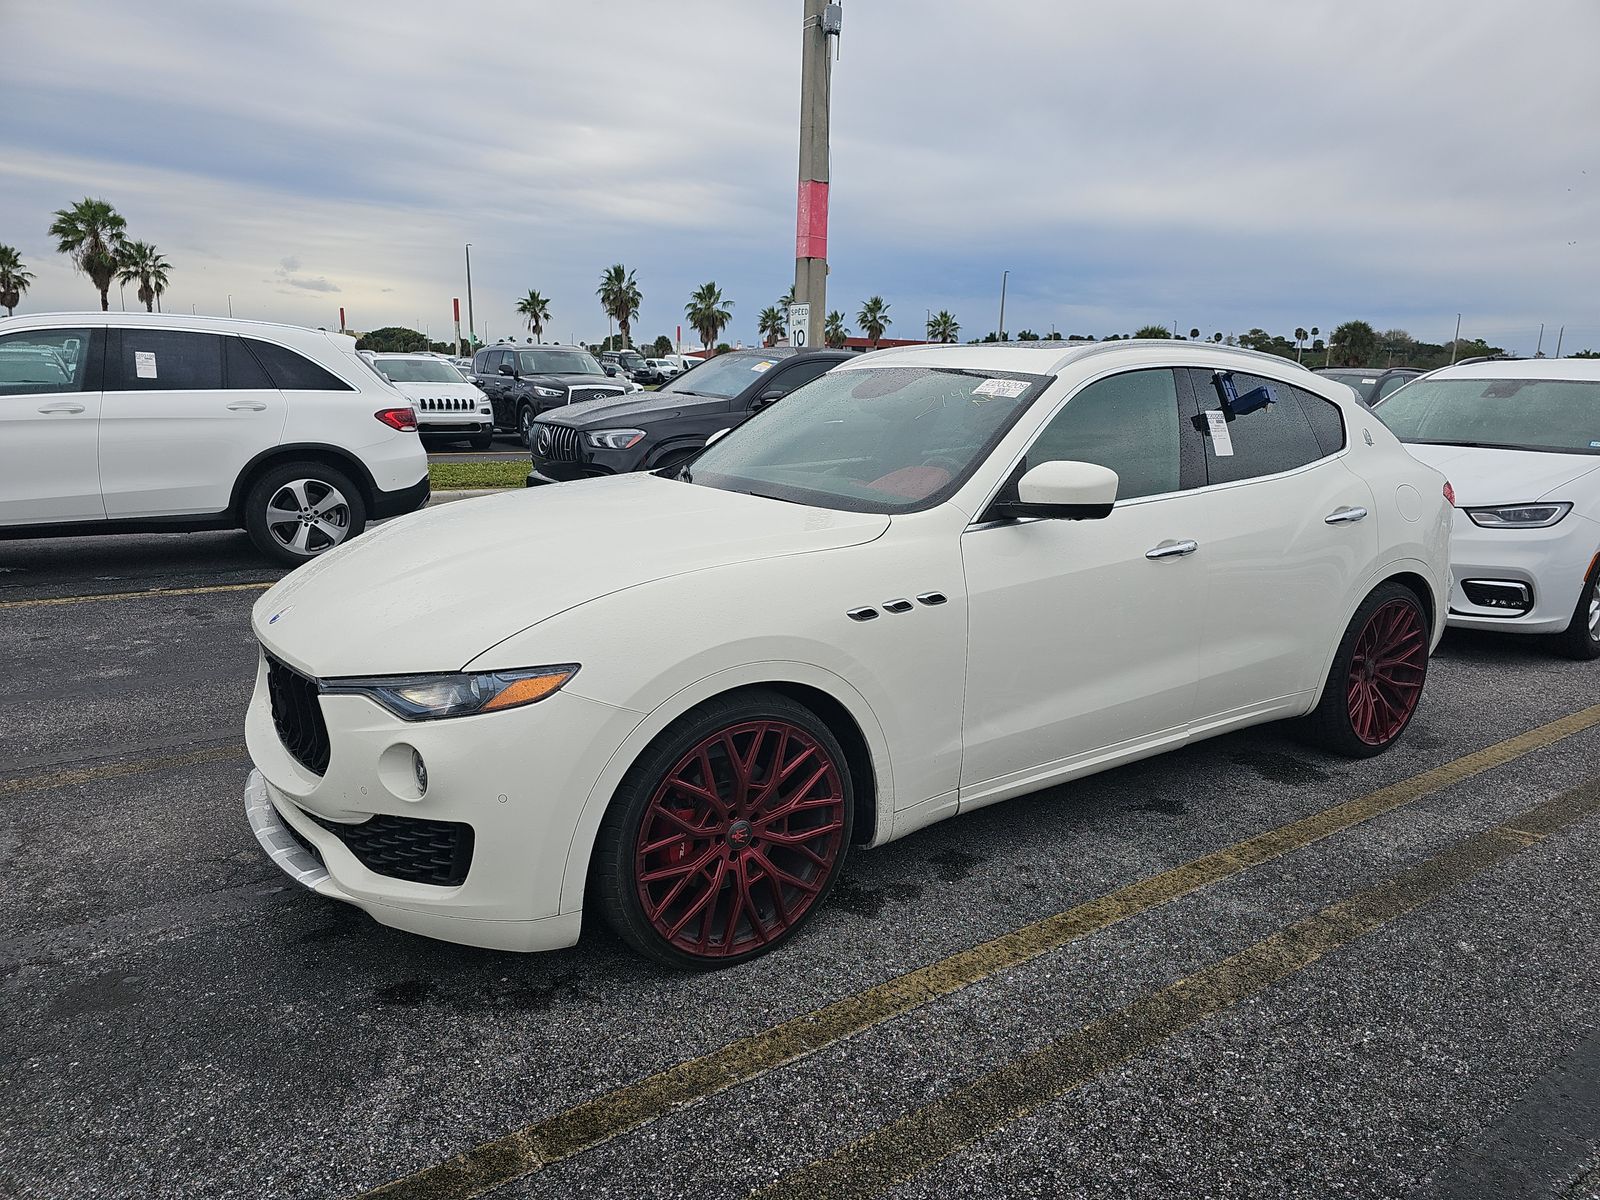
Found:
533,385 -> 563,398
326,665 -> 579,720
1464,502 -> 1572,529
586,428 -> 646,450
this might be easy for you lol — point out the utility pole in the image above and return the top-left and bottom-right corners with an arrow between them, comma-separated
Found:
998,269 -> 1008,341
1536,322 -> 1545,357
794,0 -> 840,350
228,294 -> 233,318
1450,313 -> 1461,364
1555,325 -> 1565,358
464,244 -> 476,349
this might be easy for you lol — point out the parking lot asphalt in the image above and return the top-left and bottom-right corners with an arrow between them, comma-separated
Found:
2,527 -> 1598,1200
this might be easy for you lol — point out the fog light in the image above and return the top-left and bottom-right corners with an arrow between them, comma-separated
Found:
412,749 -> 429,797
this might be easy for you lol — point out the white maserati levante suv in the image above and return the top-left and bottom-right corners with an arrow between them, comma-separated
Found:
244,341 -> 1451,967
1374,358 -> 1600,658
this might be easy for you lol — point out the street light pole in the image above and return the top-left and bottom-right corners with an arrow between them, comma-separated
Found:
998,269 -> 1008,342
228,294 -> 233,318
464,244 -> 476,349
793,0 -> 838,349
1450,313 -> 1462,364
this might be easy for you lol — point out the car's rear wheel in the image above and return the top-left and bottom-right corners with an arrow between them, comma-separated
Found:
243,461 -> 367,568
1553,559 -> 1600,660
594,690 -> 854,969
1297,581 -> 1429,757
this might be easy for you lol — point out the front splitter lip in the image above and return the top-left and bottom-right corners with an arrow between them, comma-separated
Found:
244,768 -> 331,891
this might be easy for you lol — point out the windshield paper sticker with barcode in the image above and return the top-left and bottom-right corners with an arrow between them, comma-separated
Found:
134,351 -> 157,379
973,378 -> 1028,399
751,360 -> 774,372
1205,410 -> 1235,456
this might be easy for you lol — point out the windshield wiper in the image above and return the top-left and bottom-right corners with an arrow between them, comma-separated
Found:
1402,438 -> 1541,451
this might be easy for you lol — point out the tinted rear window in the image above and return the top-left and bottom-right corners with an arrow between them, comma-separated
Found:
245,339 -> 353,391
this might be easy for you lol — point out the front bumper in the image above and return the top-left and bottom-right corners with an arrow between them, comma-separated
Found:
244,653 -> 641,951
1444,508 -> 1600,634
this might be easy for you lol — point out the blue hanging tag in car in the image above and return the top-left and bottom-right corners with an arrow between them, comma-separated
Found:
1214,371 -> 1277,416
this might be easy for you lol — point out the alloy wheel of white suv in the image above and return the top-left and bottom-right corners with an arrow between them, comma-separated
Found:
244,461 -> 367,566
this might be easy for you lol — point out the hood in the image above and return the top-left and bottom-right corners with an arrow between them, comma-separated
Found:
539,373 -> 624,388
252,473 -> 889,677
1401,443 -> 1600,507
544,390 -> 731,428
388,380 -> 484,400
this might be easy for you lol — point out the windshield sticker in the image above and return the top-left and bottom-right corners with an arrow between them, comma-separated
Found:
1361,378 -> 1377,384
1591,441 -> 1600,448
972,378 -> 1028,399
134,351 -> 157,379
751,360 -> 774,372
1205,410 -> 1235,457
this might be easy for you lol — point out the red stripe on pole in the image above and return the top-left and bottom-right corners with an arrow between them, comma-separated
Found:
339,307 -> 346,330
453,297 -> 460,321
796,180 -> 829,260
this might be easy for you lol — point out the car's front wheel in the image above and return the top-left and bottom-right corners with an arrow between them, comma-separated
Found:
594,690 -> 855,968
243,461 -> 367,567
469,431 -> 494,451
1297,581 -> 1429,757
1554,560 -> 1600,660
518,404 -> 537,449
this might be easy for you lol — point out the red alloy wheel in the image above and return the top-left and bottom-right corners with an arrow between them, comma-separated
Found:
1345,598 -> 1427,746
633,720 -> 846,959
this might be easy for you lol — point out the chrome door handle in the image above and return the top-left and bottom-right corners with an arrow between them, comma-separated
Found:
227,400 -> 269,412
1324,506 -> 1369,525
37,401 -> 85,414
1145,539 -> 1199,560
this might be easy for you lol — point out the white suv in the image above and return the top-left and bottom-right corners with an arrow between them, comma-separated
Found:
366,352 -> 493,449
0,312 -> 429,566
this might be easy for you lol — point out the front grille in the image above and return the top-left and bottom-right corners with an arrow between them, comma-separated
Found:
266,654 -> 331,775
541,424 -> 583,462
306,811 -> 474,886
416,397 -> 474,412
568,386 -> 625,405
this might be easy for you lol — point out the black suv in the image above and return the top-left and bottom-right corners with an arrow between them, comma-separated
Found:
1314,366 -> 1422,407
528,348 -> 848,484
472,343 -> 629,447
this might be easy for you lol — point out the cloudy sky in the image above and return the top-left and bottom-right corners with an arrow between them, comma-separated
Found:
4,0 -> 1597,355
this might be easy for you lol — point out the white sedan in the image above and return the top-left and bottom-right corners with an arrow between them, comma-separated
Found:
244,341 -> 1451,967
1374,358 -> 1600,658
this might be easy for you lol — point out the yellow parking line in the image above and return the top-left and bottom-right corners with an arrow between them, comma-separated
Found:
0,581 -> 273,611
0,743 -> 249,797
354,703 -> 1600,1200
751,775 -> 1600,1199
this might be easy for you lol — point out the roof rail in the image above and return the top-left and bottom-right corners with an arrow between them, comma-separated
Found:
1449,354 -> 1525,367
1048,337 -> 1316,375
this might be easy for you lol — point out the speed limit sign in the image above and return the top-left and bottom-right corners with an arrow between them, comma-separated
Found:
787,303 -> 810,348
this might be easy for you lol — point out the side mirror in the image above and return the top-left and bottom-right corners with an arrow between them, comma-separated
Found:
497,363 -> 515,377
751,387 -> 784,410
705,427 -> 732,447
994,460 -> 1118,521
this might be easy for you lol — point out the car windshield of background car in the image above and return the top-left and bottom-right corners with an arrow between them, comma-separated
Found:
686,366 -> 1047,513
522,350 -> 602,375
658,353 -> 787,399
375,358 -> 465,384
1375,377 -> 1600,454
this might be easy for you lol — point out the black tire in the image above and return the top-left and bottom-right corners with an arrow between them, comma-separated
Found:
593,689 -> 855,969
518,404 -> 537,449
1295,581 -> 1430,758
1553,559 -> 1600,660
469,431 -> 494,451
243,460 -> 367,568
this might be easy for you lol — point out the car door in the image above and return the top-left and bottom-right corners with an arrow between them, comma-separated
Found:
0,325 -> 106,525
959,367 -> 1209,807
100,328 -> 287,518
1180,368 -> 1379,724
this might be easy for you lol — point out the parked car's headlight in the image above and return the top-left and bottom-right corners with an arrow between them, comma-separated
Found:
586,429 -> 646,450
326,665 -> 579,720
1464,503 -> 1572,529
532,385 -> 563,399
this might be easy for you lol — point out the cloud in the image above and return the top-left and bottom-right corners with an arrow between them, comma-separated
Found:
2,0 -> 1596,354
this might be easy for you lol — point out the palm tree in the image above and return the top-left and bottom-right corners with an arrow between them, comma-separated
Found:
1132,324 -> 1173,339
825,311 -> 849,348
115,240 -> 171,312
1189,328 -> 1200,340
779,286 -> 795,309
1294,326 -> 1309,362
757,305 -> 787,347
857,296 -> 891,349
0,245 -> 33,316
516,289 -> 551,341
1329,320 -> 1378,367
49,197 -> 127,311
926,310 -> 959,343
685,282 -> 733,349
597,264 -> 642,348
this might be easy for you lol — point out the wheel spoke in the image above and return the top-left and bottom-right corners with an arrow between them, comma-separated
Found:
666,858 -> 728,943
265,503 -> 299,525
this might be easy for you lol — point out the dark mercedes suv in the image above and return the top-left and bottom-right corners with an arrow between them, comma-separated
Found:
471,343 -> 629,447
527,347 -> 848,484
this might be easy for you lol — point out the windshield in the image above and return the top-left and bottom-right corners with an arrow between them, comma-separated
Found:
519,349 -> 602,375
685,366 -> 1048,513
374,358 -> 464,384
1319,371 -> 1381,402
618,352 -> 646,369
1375,377 -> 1600,455
659,353 -> 788,399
